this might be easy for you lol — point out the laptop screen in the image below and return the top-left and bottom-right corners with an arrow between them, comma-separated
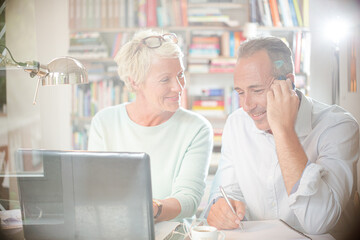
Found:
15,149 -> 155,240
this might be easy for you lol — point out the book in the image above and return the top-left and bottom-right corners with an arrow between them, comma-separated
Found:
138,0 -> 147,27
147,0 -> 157,27
111,33 -> 122,58
69,0 -> 76,29
262,0 -> 273,26
127,0 -> 135,27
278,0 -> 293,27
302,0 -> 309,27
229,31 -> 235,57
292,0 -> 303,27
172,0 -> 182,26
268,0 -> 282,27
249,0 -> 257,22
294,31 -> 302,73
101,0 -> 108,28
180,0 -> 188,26
193,100 -> 225,107
288,0 -> 298,27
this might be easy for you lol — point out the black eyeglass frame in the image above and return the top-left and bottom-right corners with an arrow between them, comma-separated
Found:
135,33 -> 178,52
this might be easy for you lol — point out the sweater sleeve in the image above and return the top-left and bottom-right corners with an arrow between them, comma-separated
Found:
170,123 -> 213,219
87,114 -> 106,151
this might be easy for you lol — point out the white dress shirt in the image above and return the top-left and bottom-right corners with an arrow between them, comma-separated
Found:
208,91 -> 359,235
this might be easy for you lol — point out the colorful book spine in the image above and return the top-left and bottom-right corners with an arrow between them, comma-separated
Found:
262,0 -> 273,26
292,0 -> 303,27
268,0 -> 282,27
138,0 -> 147,27
302,0 -> 309,27
229,31 -> 235,57
147,0 -> 157,27
180,0 -> 188,26
288,0 -> 298,27
294,31 -> 302,73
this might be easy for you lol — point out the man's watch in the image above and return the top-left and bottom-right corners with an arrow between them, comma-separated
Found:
153,199 -> 163,219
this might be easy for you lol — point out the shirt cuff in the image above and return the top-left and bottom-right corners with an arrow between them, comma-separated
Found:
290,160 -> 311,194
288,163 -> 326,205
200,195 -> 222,219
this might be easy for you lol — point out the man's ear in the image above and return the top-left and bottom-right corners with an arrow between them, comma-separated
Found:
286,73 -> 295,83
286,73 -> 295,89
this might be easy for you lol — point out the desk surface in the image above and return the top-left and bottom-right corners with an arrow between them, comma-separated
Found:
0,210 -> 336,240
163,221 -> 336,240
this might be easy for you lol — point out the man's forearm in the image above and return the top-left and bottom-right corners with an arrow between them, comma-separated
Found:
273,129 -> 308,195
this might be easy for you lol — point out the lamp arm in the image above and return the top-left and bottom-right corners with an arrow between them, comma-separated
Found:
0,44 -> 27,67
0,44 -> 48,78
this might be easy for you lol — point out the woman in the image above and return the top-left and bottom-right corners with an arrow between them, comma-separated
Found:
88,29 -> 213,222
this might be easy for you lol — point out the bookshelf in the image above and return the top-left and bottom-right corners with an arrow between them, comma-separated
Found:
68,0 -> 311,151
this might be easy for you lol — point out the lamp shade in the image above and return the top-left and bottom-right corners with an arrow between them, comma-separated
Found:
41,56 -> 88,86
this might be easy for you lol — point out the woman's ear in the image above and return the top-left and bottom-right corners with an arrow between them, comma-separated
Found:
129,78 -> 139,91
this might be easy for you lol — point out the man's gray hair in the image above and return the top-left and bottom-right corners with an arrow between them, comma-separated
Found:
237,36 -> 294,78
114,29 -> 184,92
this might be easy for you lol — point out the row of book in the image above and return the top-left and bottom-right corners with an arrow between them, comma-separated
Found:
188,31 -> 245,73
69,32 -> 109,59
188,57 -> 237,74
250,0 -> 309,27
69,0 -> 190,29
72,127 -> 89,150
72,79 -> 135,118
188,31 -> 246,58
191,87 -> 240,118
293,31 -> 310,75
187,6 -> 239,27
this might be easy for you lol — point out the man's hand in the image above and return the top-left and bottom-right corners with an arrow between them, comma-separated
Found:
267,78 -> 299,133
207,198 -> 246,230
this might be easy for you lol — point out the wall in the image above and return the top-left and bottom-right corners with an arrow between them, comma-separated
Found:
309,0 -> 360,192
6,0 -> 71,158
2,0 -> 71,204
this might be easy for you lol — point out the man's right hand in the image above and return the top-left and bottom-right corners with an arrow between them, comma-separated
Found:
207,198 -> 246,230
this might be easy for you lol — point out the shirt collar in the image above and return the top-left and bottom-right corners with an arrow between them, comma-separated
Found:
249,90 -> 313,137
294,90 -> 313,137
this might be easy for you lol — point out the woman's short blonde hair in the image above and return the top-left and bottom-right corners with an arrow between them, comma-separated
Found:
114,29 -> 184,92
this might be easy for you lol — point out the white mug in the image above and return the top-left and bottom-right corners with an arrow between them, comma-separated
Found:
190,225 -> 225,240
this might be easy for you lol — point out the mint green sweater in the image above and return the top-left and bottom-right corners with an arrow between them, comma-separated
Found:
88,103 -> 213,219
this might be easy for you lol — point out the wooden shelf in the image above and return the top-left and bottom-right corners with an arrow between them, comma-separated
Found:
77,58 -> 116,63
188,3 -> 246,9
257,26 -> 310,32
70,25 -> 244,34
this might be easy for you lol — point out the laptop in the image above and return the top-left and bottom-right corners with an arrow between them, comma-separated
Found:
15,149 -> 155,240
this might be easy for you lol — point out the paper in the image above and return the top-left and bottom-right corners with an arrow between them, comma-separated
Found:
155,221 -> 181,240
223,219 -> 310,240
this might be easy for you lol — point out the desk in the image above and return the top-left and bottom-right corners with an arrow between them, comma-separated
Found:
0,210 -> 336,240
163,222 -> 336,240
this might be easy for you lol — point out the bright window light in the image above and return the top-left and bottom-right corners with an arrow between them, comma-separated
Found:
324,16 -> 351,45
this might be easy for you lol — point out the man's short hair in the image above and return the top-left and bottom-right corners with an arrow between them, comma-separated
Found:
237,36 -> 294,78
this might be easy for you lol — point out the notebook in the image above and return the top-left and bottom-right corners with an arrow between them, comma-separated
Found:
222,219 -> 311,240
15,149 -> 159,240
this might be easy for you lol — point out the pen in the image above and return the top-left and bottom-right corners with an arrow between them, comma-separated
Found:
219,186 -> 244,231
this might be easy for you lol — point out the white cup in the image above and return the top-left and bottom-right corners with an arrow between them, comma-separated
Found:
190,225 -> 225,240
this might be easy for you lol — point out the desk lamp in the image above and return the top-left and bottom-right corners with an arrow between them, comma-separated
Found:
0,44 -> 88,104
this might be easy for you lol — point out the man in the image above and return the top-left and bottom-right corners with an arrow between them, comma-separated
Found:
206,37 -> 359,237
